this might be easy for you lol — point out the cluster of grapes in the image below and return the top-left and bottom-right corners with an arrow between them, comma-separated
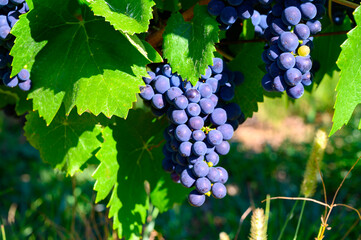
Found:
0,0 -> 31,91
139,58 -> 245,207
207,0 -> 259,30
260,0 -> 325,99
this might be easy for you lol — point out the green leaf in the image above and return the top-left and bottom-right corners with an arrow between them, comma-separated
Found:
163,5 -> 219,85
24,106 -> 102,175
93,110 -> 187,239
88,0 -> 155,34
228,43 -> 265,118
0,87 -> 17,108
330,6 -> 361,135
0,86 -> 33,115
11,0 -> 151,124
154,0 -> 179,12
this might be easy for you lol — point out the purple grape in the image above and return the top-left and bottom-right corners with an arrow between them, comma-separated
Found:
162,157 -> 175,173
192,141 -> 207,156
205,151 -> 219,166
154,75 -> 170,94
208,0 -> 225,16
210,108 -> 227,126
186,103 -> 201,117
217,124 -> 234,140
188,116 -> 204,130
210,58 -> 223,74
166,87 -> 182,102
237,4 -> 254,19
306,20 -> 321,34
262,73 -> 274,92
171,172 -> 180,183
188,155 -> 203,164
278,32 -> 299,52
212,183 -> 227,199
188,190 -> 206,207
170,74 -> 181,87
301,72 -> 313,86
181,168 -> 196,188
195,177 -> 212,194
199,98 -> 215,114
215,141 -> 230,155
192,130 -> 206,141
300,2 -> 317,20
277,52 -> 295,70
171,109 -> 188,124
294,24 -> 310,40
206,78 -> 219,93
179,141 -> 192,157
175,124 -> 191,142
284,68 -> 302,86
217,167 -> 229,184
295,56 -> 312,74
198,83 -> 213,98
219,85 -> 235,101
162,64 -> 172,78
174,95 -> 189,110
223,103 -> 242,121
185,89 -> 201,103
220,6 -> 238,25
282,6 -> 301,26
209,94 -> 219,106
287,83 -> 305,99
151,94 -> 165,109
207,130 -> 223,146
201,66 -> 212,79
272,75 -> 287,92
207,167 -> 220,183
193,160 -> 210,177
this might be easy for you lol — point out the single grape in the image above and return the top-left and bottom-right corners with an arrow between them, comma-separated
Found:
300,2 -> 317,20
251,10 -> 261,26
223,103 -> 242,121
192,141 -> 207,156
188,190 -> 206,207
297,45 -> 310,57
207,130 -> 223,146
282,6 -> 301,26
154,75 -> 170,94
209,94 -> 219,106
272,75 -> 287,92
219,85 -> 235,101
208,0 -> 225,16
2,72 -> 18,87
185,89 -> 201,103
174,95 -> 189,110
284,68 -> 302,86
192,130 -> 206,141
301,72 -> 313,86
212,182 -> 227,199
278,32 -> 299,52
294,24 -> 310,40
162,157 -> 175,173
217,167 -> 229,184
188,116 -> 204,130
171,109 -> 188,124
181,168 -> 196,188
201,66 -> 212,79
176,153 -> 188,166
295,56 -> 312,74
199,98 -> 215,115
198,83 -> 213,98
277,52 -> 295,70
195,177 -> 212,194
170,74 -> 181,87
210,58 -> 223,74
206,78 -> 219,93
267,45 -> 281,61
217,124 -> 234,140
306,20 -> 322,34
207,167 -> 220,183
210,108 -> 227,126
162,64 -> 172,78
193,160 -> 210,177
215,141 -> 230,155
142,71 -> 155,84
186,103 -> 201,117
175,124 -> 192,142
220,6 -> 237,25
170,172 -> 180,183
237,3 -> 254,19
287,83 -> 305,99
179,141 -> 192,157
205,151 -> 220,166
151,94 -> 165,109
188,155 -> 204,164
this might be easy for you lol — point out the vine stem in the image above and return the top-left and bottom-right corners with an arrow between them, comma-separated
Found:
332,0 -> 360,9
293,201 -> 306,240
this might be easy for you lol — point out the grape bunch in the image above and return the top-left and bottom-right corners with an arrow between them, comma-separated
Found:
0,0 -> 31,91
139,58 -> 245,207
261,0 -> 325,99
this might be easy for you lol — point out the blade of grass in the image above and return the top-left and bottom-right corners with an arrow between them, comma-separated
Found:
293,201 -> 306,240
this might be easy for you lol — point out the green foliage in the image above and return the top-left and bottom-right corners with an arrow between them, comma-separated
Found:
93,110 -> 187,239
88,0 -> 155,34
163,5 -> 219,85
228,43 -> 265,118
24,106 -> 102,175
331,6 -> 361,135
11,0 -> 155,124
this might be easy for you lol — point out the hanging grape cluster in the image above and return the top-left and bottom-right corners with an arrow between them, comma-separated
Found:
139,58 -> 245,207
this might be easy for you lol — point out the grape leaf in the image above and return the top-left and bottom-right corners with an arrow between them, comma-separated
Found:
0,87 -> 17,108
11,0 -> 152,124
24,106 -> 102,175
228,43 -> 265,118
330,7 -> 361,135
93,110 -> 187,239
88,0 -> 155,34
154,0 -> 179,12
163,5 -> 219,85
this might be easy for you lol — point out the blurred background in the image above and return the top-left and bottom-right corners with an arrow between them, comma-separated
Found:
1,68 -> 361,240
